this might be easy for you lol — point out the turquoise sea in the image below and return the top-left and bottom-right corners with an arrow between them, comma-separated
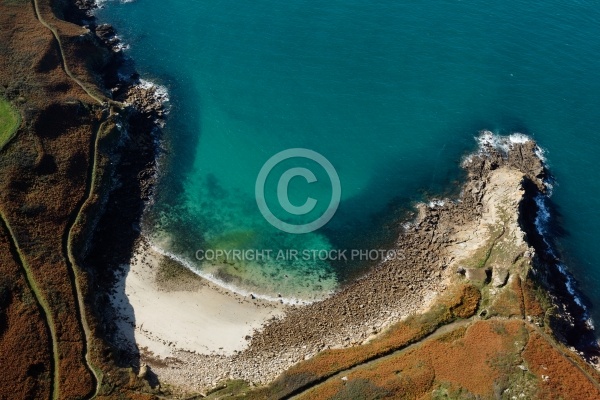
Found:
97,1 -> 600,313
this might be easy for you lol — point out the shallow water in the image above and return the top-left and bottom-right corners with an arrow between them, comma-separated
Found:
98,1 -> 600,314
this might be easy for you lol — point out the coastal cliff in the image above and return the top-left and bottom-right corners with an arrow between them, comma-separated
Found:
0,0 -> 599,399
0,0 -> 164,398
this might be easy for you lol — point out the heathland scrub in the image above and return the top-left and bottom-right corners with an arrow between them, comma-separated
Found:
0,97 -> 19,151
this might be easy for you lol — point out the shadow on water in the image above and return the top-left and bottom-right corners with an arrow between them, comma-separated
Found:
533,196 -> 594,310
544,196 -> 570,240
319,116 -> 541,284
322,125 -> 478,282
518,178 -> 597,352
544,200 -> 596,319
150,73 -> 203,202
82,68 -> 204,377
140,73 -> 208,249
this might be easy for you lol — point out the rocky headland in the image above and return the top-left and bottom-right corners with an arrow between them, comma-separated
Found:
0,0 -> 599,398
131,133 -> 599,399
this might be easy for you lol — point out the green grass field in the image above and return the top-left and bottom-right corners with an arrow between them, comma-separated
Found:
0,97 -> 20,151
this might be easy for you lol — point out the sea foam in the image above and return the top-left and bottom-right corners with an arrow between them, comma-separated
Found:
148,243 -> 321,306
463,132 -> 590,326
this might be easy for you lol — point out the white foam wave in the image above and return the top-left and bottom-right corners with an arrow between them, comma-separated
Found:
534,194 -> 552,241
112,35 -> 130,52
92,0 -> 108,10
476,130 -> 531,153
533,194 -> 590,318
428,199 -> 447,208
138,78 -> 170,104
463,131 -> 549,175
148,244 -> 319,306
93,0 -> 134,10
534,145 -> 547,163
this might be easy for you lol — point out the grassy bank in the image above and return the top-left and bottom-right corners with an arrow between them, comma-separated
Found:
0,97 -> 19,151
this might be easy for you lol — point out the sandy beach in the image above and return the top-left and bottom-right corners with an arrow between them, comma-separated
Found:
101,138 -> 596,397
110,240 -> 285,359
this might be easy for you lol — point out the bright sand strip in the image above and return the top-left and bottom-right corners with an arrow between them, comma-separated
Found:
111,240 -> 285,358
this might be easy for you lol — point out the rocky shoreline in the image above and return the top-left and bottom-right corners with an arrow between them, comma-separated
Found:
53,0 -> 599,395
134,135 -> 599,394
56,0 -> 171,374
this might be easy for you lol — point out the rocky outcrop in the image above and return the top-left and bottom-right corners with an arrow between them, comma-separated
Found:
124,85 -> 167,124
143,133 -> 600,394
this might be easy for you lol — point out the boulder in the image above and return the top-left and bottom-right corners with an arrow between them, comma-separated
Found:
492,267 -> 509,287
137,363 -> 149,379
465,267 -> 490,286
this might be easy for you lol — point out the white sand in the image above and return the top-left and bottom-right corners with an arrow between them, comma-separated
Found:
110,240 -> 285,358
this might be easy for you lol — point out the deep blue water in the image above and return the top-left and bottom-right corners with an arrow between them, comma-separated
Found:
98,1 -> 600,309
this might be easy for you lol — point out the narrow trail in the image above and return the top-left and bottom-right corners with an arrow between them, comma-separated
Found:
0,115 -> 108,399
286,314 -> 600,400
285,318 -> 474,400
0,211 -> 58,400
63,115 -> 110,399
31,0 -> 106,106
530,323 -> 600,393
30,0 -> 124,108
26,1 -> 126,397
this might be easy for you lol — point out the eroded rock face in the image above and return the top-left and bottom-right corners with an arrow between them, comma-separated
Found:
462,138 -> 547,193
124,85 -> 166,123
95,24 -> 116,42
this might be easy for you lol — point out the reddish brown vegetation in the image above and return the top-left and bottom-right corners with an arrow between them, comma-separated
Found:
523,330 -> 600,399
0,224 -> 52,400
426,320 -> 523,395
0,0 -> 167,396
298,320 -> 525,400
294,305 -> 600,400
238,272 -> 600,400
236,285 -> 480,399
2,1 -> 599,399
291,284 -> 480,379
522,275 -> 546,319
449,284 -> 481,319
0,0 -> 104,398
